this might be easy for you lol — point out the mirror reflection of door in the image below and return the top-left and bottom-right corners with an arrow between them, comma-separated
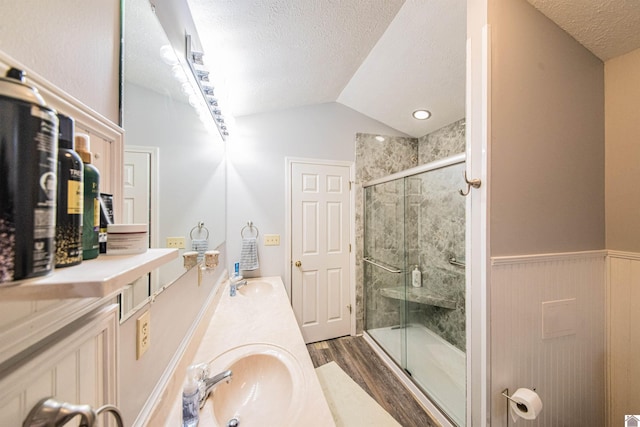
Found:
122,147 -> 159,318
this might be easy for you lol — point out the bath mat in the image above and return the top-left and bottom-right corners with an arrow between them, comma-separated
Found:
315,361 -> 401,427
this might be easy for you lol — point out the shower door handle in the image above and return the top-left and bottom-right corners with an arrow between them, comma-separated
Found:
295,261 -> 302,267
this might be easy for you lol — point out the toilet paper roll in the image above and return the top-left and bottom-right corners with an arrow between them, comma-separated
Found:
509,388 -> 543,422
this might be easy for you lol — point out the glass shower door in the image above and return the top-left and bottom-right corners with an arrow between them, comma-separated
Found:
364,179 -> 406,367
404,162 -> 466,426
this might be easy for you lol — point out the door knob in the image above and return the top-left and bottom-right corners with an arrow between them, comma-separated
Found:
295,261 -> 302,267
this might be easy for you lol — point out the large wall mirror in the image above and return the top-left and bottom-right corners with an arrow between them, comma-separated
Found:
120,0 -> 226,317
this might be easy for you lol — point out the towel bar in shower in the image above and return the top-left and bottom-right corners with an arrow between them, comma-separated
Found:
363,257 -> 402,273
448,256 -> 466,268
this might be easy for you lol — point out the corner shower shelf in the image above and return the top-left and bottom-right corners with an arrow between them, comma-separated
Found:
380,286 -> 457,309
0,248 -> 178,301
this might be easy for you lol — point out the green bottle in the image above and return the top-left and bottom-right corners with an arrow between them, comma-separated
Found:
55,114 -> 84,267
75,133 -> 100,260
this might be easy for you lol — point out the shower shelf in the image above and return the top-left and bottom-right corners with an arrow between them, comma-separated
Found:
379,287 -> 457,309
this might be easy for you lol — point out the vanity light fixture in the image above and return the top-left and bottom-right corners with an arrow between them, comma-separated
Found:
185,34 -> 229,140
412,109 -> 432,120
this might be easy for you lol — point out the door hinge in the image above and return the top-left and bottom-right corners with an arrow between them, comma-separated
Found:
349,243 -> 352,253
349,181 -> 353,191
347,304 -> 352,314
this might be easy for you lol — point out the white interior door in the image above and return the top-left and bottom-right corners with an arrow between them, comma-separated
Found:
290,160 -> 352,343
123,151 -> 151,225
123,147 -> 158,303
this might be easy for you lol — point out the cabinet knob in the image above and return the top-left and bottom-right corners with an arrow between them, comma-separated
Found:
295,261 -> 302,267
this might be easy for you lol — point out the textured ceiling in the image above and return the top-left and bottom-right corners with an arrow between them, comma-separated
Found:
150,0 -> 640,138
186,0 -> 467,137
527,0 -> 640,61
338,0 -> 466,137
187,0 -> 405,118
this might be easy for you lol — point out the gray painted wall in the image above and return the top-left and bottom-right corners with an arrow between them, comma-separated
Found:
0,0 -> 120,123
605,48 -> 640,252
489,0 -> 605,256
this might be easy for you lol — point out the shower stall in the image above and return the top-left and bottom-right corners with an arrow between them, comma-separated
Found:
363,153 -> 466,426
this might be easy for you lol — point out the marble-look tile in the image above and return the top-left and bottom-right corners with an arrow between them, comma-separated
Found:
418,118 -> 466,164
356,119 -> 467,352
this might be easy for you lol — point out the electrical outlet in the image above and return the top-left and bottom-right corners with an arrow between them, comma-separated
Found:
166,237 -> 185,248
136,311 -> 150,359
264,234 -> 280,246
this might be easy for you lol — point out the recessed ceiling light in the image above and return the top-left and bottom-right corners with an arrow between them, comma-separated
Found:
412,110 -> 431,120
375,135 -> 385,142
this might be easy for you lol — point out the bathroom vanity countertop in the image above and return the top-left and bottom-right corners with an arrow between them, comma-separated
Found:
164,276 -> 335,426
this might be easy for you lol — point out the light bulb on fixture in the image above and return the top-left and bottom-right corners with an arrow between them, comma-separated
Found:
412,110 -> 431,120
185,33 -> 230,141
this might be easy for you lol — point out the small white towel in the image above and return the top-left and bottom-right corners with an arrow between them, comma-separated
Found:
240,237 -> 259,270
191,239 -> 208,262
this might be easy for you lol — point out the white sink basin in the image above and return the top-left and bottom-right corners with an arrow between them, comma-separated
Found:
206,344 -> 305,426
238,280 -> 273,297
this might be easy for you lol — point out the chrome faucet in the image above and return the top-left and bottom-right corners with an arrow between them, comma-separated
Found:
230,277 -> 248,296
189,363 -> 233,408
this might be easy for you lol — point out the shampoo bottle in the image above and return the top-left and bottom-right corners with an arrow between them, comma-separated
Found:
412,265 -> 421,288
75,133 -> 100,260
55,114 -> 83,267
182,365 -> 200,427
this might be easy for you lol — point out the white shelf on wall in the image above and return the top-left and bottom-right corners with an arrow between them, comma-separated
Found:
0,249 -> 178,301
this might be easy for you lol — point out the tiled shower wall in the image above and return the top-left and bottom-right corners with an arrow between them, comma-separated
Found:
407,162 -> 466,351
356,134 -> 418,332
357,118 -> 466,350
418,119 -> 466,164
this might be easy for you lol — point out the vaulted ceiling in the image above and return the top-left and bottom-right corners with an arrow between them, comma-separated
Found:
184,0 -> 640,137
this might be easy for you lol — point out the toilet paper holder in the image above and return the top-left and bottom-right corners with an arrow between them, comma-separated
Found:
502,387 -> 538,426
502,388 -> 527,411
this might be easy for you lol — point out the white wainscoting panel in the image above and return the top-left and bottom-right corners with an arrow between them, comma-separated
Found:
491,251 -> 606,426
607,251 -> 640,427
0,304 -> 118,426
0,298 -> 105,363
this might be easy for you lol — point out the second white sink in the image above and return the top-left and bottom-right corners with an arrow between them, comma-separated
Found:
238,280 -> 274,297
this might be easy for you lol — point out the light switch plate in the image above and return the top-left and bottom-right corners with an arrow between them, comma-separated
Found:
264,234 -> 280,246
166,237 -> 186,248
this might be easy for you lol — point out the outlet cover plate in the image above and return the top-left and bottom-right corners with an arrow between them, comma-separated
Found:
136,311 -> 151,359
264,234 -> 280,246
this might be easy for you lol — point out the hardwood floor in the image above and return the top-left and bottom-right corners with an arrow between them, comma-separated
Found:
307,335 -> 439,427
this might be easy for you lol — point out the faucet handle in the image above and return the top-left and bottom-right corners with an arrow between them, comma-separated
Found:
188,362 -> 209,381
187,363 -> 210,408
